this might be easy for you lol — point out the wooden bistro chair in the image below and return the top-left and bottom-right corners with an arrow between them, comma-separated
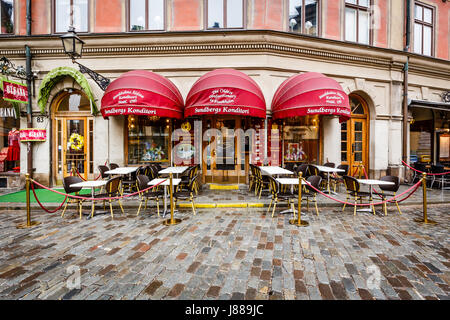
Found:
303,175 -> 322,216
342,175 -> 374,216
173,176 -> 197,216
92,176 -> 124,219
267,176 -> 297,218
136,175 -> 164,217
61,176 -> 84,219
378,176 -> 402,215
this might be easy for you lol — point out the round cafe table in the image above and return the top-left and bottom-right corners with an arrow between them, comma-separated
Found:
356,179 -> 394,215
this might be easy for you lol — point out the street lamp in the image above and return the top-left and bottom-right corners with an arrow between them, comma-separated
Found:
60,27 -> 110,91
60,26 -> 85,61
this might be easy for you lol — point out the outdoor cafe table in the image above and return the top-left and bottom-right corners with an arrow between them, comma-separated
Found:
158,166 -> 189,178
70,180 -> 108,218
356,179 -> 395,215
259,166 -> 294,177
275,178 -> 307,214
104,167 -> 139,175
148,178 -> 181,217
314,165 -> 345,195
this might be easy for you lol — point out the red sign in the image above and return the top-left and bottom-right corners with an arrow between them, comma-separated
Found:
2,80 -> 28,103
19,129 -> 46,142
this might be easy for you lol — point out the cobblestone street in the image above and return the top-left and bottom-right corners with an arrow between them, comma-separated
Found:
0,204 -> 448,300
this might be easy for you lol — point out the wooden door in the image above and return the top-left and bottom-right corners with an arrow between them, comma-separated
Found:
341,94 -> 369,177
202,116 -> 246,184
54,117 -> 90,183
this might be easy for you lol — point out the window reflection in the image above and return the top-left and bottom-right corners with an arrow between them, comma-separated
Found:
207,0 -> 243,29
0,0 -> 14,34
288,0 -> 318,36
129,0 -> 165,31
55,0 -> 88,33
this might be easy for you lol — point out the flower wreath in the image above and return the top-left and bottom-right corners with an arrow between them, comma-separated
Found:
69,133 -> 84,151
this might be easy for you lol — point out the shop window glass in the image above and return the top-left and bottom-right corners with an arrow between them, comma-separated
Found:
56,91 -> 91,112
345,0 -> 370,45
127,116 -> 170,164
0,95 -> 20,172
413,2 -> 434,56
282,117 -> 319,164
55,0 -> 88,33
129,0 -> 165,31
289,0 -> 318,36
0,0 -> 14,34
207,0 -> 243,29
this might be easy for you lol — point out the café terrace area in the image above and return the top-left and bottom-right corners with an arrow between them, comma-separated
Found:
0,163 -> 448,301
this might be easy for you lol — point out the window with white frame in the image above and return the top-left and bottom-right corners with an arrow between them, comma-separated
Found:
288,0 -> 319,36
129,0 -> 165,31
0,0 -> 14,34
413,2 -> 433,56
345,0 -> 370,45
55,0 -> 89,33
207,0 -> 244,29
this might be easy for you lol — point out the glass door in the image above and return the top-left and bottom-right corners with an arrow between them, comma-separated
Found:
55,117 -> 89,183
350,119 -> 367,177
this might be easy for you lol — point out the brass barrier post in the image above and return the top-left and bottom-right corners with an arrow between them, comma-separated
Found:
17,174 -> 41,229
163,173 -> 182,226
414,173 -> 437,225
289,172 -> 309,227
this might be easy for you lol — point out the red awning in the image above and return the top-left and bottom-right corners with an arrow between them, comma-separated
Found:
271,72 -> 351,122
101,70 -> 184,119
185,68 -> 266,118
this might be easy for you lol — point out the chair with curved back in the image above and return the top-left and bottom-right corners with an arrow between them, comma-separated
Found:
379,176 -> 402,215
98,165 -> 110,179
61,176 -> 84,219
109,163 -> 119,170
412,162 -> 427,184
267,176 -> 297,218
342,175 -> 374,216
307,165 -> 320,178
173,176 -> 197,216
303,175 -> 322,216
92,176 -> 124,219
331,164 -> 349,192
136,174 -> 164,216
121,166 -> 142,193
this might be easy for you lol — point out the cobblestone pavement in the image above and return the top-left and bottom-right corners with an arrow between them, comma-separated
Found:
0,203 -> 448,300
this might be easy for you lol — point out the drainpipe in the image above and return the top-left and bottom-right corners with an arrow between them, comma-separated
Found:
26,0 -> 33,177
402,0 -> 411,178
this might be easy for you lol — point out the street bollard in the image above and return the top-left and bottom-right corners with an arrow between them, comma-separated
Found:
289,172 -> 309,227
414,173 -> 437,225
17,174 -> 41,229
163,173 -> 182,226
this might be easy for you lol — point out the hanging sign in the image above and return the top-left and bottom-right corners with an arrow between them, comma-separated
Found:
2,80 -> 28,104
19,129 -> 47,142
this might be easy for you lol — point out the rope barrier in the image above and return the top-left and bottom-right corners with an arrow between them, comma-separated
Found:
30,182 -> 68,213
303,178 -> 423,207
30,178 -> 167,202
74,161 -> 107,181
402,160 -> 450,176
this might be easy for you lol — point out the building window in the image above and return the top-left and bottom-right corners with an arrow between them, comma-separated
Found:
129,0 -> 165,31
207,0 -> 244,29
282,116 -> 320,165
288,0 -> 319,36
127,116 -> 170,164
413,2 -> 433,56
345,0 -> 370,45
0,0 -> 14,34
55,0 -> 89,33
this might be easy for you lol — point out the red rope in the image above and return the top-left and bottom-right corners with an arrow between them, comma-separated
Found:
30,178 -> 167,202
402,160 -> 450,176
74,161 -> 107,181
31,182 -> 68,213
302,179 -> 422,207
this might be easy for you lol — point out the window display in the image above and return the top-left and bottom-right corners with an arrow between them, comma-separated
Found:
0,95 -> 20,172
127,116 -> 170,164
282,116 -> 319,165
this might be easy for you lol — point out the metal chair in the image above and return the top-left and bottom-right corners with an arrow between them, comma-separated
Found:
92,176 -> 124,219
98,165 -> 110,179
303,175 -> 322,216
412,162 -> 427,184
378,176 -> 402,215
267,176 -> 297,218
121,166 -> 142,193
342,175 -> 374,216
331,164 -> 349,192
173,176 -> 197,216
136,175 -> 164,216
109,163 -> 119,170
61,176 -> 84,219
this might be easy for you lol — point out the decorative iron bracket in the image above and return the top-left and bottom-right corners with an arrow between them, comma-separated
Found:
73,60 -> 110,91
